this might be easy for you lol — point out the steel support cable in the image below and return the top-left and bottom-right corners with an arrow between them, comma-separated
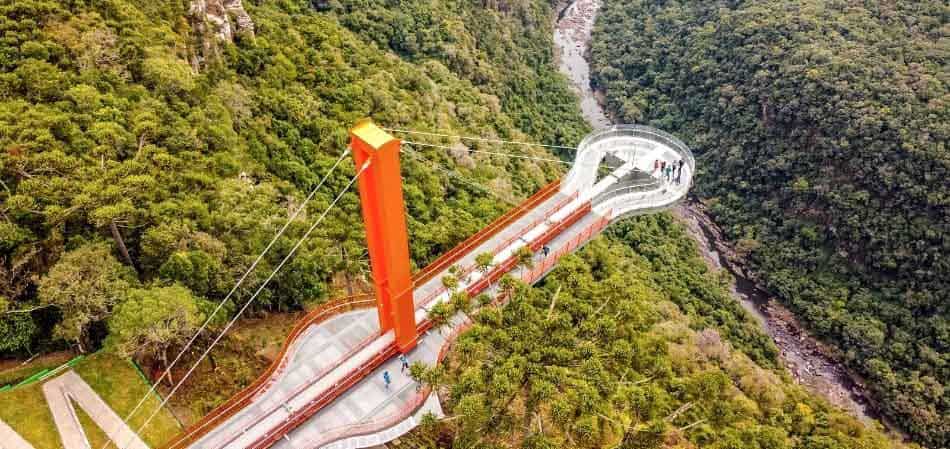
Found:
119,161 -> 371,449
170,297 -> 376,449
401,145 -> 518,207
402,140 -> 571,165
401,139 -> 622,172
383,127 -> 578,151
103,150 -> 351,449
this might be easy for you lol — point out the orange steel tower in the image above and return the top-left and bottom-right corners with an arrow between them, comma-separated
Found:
349,119 -> 417,352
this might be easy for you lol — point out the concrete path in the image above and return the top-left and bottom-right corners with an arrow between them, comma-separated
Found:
42,370 -> 148,449
274,318 -> 455,449
0,418 -> 37,449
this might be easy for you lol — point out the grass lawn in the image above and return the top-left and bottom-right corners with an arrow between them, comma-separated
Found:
0,311 -> 305,447
0,353 -> 181,449
0,351 -> 75,386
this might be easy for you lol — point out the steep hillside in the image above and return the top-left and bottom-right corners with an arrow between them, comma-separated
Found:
405,217 -> 906,449
0,1 -> 924,448
0,0 -> 584,360
590,0 -> 948,445
326,0 -> 589,149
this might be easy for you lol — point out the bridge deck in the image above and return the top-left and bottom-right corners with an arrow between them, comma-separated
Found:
412,190 -> 572,309
188,190 -> 572,449
272,315 -> 454,449
180,125 -> 693,449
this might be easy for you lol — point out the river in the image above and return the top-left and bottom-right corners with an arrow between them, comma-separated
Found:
553,0 -> 882,425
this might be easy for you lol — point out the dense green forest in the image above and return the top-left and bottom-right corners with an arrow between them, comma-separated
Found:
408,218 -> 905,449
590,0 -> 948,446
0,0 -> 584,362
0,0 -> 921,447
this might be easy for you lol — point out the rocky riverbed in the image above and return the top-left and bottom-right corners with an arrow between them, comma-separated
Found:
554,0 -> 883,426
674,200 -> 879,422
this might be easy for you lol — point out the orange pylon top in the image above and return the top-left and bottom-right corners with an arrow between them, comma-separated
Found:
350,119 -> 394,150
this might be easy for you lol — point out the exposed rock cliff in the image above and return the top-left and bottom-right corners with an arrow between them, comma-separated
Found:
190,0 -> 253,41
189,0 -> 254,67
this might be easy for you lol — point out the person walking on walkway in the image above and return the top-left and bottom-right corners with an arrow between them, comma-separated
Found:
399,355 -> 410,372
665,164 -> 672,182
542,245 -> 550,257
653,159 -> 660,175
675,160 -> 684,184
383,370 -> 391,389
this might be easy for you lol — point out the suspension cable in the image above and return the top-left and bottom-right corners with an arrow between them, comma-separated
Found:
103,150 -> 351,449
401,145 -> 518,207
402,140 -> 571,165
383,127 -> 578,151
118,161 -> 371,449
165,297 -> 376,448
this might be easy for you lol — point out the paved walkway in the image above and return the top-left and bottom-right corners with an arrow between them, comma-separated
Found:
411,191 -> 572,308
275,320 -> 454,449
43,370 -> 149,449
0,418 -> 37,449
189,310 -> 381,449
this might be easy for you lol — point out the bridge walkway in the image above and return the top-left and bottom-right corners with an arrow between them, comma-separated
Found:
186,190 -> 573,449
411,190 -> 573,309
174,125 -> 693,449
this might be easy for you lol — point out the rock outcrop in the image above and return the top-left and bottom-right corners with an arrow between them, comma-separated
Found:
189,0 -> 254,68
190,0 -> 254,42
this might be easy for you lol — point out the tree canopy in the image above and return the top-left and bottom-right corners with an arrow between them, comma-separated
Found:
107,284 -> 207,376
0,0 -> 584,359
410,223 -> 905,449
590,0 -> 948,445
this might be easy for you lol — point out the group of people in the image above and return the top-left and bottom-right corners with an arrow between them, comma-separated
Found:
654,159 -> 686,185
382,354 -> 412,389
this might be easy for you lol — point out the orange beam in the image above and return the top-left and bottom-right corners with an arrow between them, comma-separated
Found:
350,120 -> 417,352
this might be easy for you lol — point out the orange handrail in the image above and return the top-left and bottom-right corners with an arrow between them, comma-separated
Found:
415,189 -> 577,310
161,182 -> 561,449
411,180 -> 560,287
162,294 -> 375,449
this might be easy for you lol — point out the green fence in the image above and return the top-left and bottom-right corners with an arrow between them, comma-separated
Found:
0,355 -> 85,392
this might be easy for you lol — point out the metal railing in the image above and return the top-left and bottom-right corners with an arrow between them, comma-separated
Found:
291,320 -> 475,449
563,125 -> 694,193
411,180 -> 560,287
414,190 -> 579,310
163,294 -> 376,449
519,212 -> 612,285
